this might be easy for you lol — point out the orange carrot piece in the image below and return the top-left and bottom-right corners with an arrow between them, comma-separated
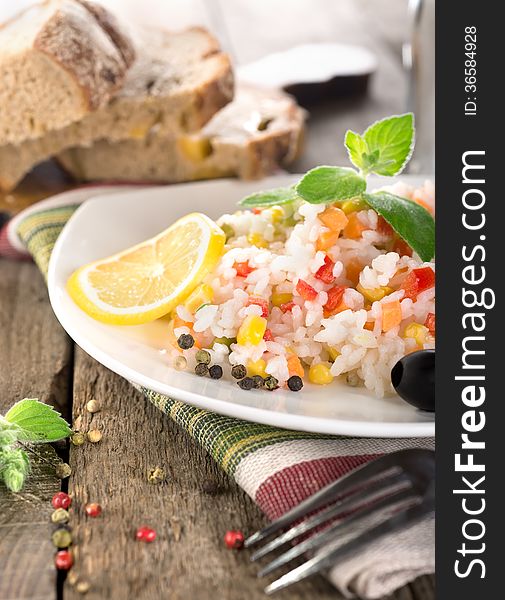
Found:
381,300 -> 403,332
316,230 -> 339,251
319,206 -> 349,232
287,354 -> 304,378
343,213 -> 367,239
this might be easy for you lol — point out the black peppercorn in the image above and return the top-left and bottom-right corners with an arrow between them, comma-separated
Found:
177,334 -> 195,349
195,363 -> 209,376
209,364 -> 223,379
287,375 -> 303,392
238,377 -> 254,390
231,364 -> 247,379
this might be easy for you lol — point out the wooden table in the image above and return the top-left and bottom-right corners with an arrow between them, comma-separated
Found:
0,1 -> 434,598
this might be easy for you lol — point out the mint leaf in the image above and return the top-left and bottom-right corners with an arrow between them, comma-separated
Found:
296,166 -> 366,204
5,399 -> 72,443
364,192 -> 435,262
239,187 -> 298,208
344,130 -> 368,171
345,113 -> 415,176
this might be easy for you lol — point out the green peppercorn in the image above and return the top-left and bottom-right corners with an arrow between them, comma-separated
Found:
238,377 -> 254,390
231,364 -> 247,379
209,364 -> 223,379
287,375 -> 303,392
264,375 -> 279,391
148,466 -> 166,484
251,375 -> 264,389
71,432 -> 86,446
195,349 -> 211,365
55,463 -> 72,479
195,363 -> 209,376
51,508 -> 70,524
52,528 -> 72,549
177,334 -> 195,350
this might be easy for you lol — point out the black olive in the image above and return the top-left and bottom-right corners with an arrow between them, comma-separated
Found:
391,350 -> 435,412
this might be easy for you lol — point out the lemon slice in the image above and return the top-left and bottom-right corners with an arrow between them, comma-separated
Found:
67,213 -> 225,325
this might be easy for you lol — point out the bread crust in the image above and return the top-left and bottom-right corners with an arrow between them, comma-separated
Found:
33,0 -> 135,111
0,26 -> 233,190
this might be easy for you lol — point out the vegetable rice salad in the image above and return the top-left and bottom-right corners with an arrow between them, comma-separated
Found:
168,180 -> 435,397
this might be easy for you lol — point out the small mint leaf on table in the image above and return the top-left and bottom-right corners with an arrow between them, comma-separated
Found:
296,166 -> 366,204
238,187 -> 299,208
5,399 -> 72,443
345,113 -> 415,176
363,191 -> 435,262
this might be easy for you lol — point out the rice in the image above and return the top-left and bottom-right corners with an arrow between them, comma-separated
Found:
168,180 -> 436,397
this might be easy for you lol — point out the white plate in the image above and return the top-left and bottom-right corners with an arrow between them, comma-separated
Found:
48,175 -> 435,438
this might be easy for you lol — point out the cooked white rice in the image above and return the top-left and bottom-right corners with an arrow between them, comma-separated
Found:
168,181 -> 435,397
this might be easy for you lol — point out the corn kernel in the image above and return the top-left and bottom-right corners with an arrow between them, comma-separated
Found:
178,136 -> 213,162
327,346 -> 340,361
309,363 -> 334,385
356,284 -> 394,303
247,232 -> 269,248
341,197 -> 368,214
403,323 -> 429,347
271,290 -> 293,307
247,358 -> 268,378
184,284 -> 214,314
237,315 -> 267,346
270,206 -> 284,223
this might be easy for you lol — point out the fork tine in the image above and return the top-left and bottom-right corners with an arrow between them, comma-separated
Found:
250,471 -> 409,562
264,492 -> 435,595
258,486 -> 415,577
245,450 -> 416,548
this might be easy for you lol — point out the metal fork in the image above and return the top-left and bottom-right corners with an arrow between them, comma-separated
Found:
245,448 -> 435,594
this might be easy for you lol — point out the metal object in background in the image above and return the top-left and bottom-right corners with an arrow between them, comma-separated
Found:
404,0 -> 435,173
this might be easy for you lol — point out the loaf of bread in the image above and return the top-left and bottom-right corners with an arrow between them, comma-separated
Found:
0,0 -> 135,145
57,86 -> 305,182
0,26 -> 233,191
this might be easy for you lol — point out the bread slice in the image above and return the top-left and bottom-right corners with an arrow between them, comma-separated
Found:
0,0 -> 135,145
57,86 -> 305,183
0,26 -> 233,191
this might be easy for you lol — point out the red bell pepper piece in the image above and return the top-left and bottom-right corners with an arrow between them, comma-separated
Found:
424,312 -> 436,335
234,261 -> 254,277
296,279 -> 318,301
324,286 -> 346,313
400,267 -> 435,300
246,296 -> 269,317
315,255 -> 336,284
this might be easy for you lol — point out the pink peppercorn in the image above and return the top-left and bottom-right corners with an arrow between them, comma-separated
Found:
224,530 -> 244,549
136,526 -> 156,543
52,492 -> 72,510
85,503 -> 102,518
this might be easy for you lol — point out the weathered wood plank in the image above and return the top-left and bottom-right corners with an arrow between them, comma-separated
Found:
65,348 -> 339,600
66,347 -> 433,600
0,259 -> 72,600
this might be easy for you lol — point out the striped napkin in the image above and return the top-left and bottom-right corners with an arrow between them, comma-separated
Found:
0,186 -> 434,599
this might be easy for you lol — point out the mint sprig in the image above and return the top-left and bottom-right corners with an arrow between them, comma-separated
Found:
0,399 -> 71,492
345,113 -> 415,176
